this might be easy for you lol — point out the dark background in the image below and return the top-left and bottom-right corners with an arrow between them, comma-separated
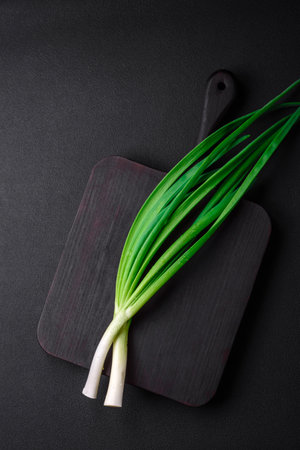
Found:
1,1 -> 299,449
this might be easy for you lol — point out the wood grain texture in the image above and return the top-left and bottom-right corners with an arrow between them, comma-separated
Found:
37,155 -> 271,406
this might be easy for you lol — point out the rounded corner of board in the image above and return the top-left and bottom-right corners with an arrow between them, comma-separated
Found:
247,200 -> 272,237
91,155 -> 127,173
36,318 -> 53,357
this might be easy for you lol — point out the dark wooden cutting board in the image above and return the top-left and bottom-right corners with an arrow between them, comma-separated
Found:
37,71 -> 271,406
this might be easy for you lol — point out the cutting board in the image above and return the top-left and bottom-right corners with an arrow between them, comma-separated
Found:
37,71 -> 271,406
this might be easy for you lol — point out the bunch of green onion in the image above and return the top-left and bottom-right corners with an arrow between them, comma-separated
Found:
82,80 -> 299,407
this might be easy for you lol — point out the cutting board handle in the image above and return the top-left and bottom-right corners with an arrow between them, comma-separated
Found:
196,70 -> 237,144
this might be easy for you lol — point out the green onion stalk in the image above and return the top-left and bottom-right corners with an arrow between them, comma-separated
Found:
82,80 -> 300,406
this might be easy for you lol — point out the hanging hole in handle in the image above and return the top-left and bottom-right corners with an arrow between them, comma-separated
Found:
217,81 -> 226,91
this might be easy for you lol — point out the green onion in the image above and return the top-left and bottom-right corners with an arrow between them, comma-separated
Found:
82,80 -> 299,406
